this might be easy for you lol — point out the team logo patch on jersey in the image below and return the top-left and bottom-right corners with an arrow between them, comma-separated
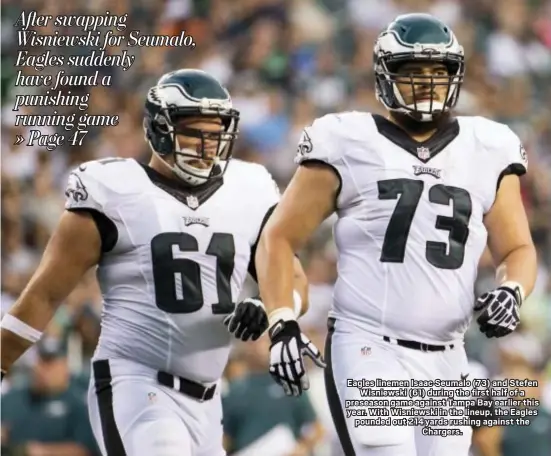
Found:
412,165 -> 442,179
294,129 -> 313,163
65,172 -> 88,202
519,144 -> 527,164
416,146 -> 431,160
183,215 -> 209,227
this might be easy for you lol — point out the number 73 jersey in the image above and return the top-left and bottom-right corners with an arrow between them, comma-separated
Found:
64,158 -> 280,383
295,112 -> 527,344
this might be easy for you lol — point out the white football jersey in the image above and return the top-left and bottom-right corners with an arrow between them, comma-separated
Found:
64,158 -> 279,383
295,112 -> 528,344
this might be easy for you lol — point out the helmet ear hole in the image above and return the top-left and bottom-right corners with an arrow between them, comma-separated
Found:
145,113 -> 174,156
154,113 -> 171,134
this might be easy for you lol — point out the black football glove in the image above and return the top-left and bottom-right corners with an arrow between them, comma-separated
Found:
223,296 -> 268,342
268,318 -> 325,397
474,283 -> 523,338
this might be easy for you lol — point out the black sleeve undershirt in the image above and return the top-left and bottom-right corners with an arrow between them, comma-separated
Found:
67,208 -> 118,253
496,163 -> 527,192
247,204 -> 278,282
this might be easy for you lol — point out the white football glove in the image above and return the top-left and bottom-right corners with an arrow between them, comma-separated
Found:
268,318 -> 325,397
474,282 -> 523,338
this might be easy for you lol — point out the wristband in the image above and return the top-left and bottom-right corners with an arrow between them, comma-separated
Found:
268,307 -> 296,328
268,290 -> 302,328
292,290 -> 302,318
0,314 -> 43,343
501,281 -> 525,306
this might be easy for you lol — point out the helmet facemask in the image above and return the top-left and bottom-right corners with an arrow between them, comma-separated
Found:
146,99 -> 240,187
376,52 -> 464,122
161,108 -> 238,186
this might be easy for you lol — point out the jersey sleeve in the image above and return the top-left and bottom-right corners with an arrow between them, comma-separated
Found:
495,126 -> 528,191
474,118 -> 529,213
250,165 -> 281,227
247,165 -> 281,281
64,163 -> 108,213
294,114 -> 357,209
294,119 -> 333,165
64,161 -> 119,252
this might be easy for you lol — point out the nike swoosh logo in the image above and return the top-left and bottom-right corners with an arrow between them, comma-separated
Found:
460,373 -> 469,381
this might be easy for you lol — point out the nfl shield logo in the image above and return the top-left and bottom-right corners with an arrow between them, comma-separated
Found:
417,147 -> 430,160
361,346 -> 371,356
186,195 -> 199,209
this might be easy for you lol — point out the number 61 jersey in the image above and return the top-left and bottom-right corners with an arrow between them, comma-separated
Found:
64,158 -> 279,383
295,112 -> 527,344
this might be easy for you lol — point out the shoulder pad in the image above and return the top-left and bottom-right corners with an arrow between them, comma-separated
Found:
294,114 -> 337,166
294,111 -> 373,166
64,158 -> 143,213
470,116 -> 528,172
226,159 -> 280,204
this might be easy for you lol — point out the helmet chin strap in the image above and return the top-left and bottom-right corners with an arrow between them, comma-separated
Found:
147,139 -> 214,187
392,84 -> 445,122
170,134 -> 215,187
404,101 -> 445,122
173,149 -> 216,187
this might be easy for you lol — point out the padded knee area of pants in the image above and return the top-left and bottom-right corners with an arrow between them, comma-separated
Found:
127,408 -> 193,456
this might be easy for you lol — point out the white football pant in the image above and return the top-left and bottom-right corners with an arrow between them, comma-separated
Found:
324,318 -> 472,456
88,358 -> 225,456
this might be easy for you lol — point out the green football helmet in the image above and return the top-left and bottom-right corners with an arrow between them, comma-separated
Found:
374,13 -> 465,122
144,69 -> 240,186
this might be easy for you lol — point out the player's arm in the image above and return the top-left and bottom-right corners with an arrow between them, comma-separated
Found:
292,256 -> 309,317
484,174 -> 537,299
0,210 -> 101,377
256,161 -> 338,323
475,132 -> 535,339
226,179 -> 310,342
256,117 -> 342,395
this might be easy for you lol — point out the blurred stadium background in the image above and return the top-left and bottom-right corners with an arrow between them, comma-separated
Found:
1,0 -> 550,455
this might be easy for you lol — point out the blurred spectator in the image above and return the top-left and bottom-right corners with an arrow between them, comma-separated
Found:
468,361 -> 501,456
222,335 -> 325,455
1,337 -> 99,456
499,360 -> 551,456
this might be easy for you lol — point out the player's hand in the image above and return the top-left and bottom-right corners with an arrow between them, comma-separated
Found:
474,283 -> 522,338
223,296 -> 268,342
268,318 -> 325,397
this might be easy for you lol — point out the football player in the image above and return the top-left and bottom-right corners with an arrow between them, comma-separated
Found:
255,13 -> 537,456
0,69 -> 309,456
